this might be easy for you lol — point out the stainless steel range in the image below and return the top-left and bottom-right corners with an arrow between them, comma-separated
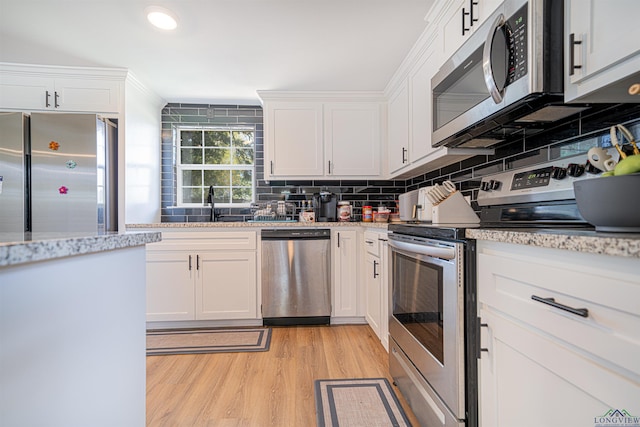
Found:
388,153 -> 599,427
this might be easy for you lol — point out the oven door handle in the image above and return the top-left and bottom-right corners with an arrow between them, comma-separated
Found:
388,238 -> 456,260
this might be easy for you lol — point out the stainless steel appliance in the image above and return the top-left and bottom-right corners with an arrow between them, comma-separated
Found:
261,228 -> 331,325
313,191 -> 337,222
388,153 -> 600,427
432,0 -> 588,149
0,112 -> 117,240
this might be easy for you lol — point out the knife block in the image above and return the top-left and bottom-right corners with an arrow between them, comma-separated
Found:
431,191 -> 480,224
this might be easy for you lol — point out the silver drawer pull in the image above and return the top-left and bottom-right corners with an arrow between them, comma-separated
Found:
531,295 -> 589,318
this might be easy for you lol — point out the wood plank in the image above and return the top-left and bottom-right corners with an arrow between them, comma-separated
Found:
146,325 -> 419,426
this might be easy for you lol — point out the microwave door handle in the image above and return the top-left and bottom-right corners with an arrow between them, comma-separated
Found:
482,13 -> 505,104
388,239 -> 456,260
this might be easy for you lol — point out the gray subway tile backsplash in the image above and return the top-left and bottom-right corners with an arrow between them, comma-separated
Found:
160,102 -> 640,222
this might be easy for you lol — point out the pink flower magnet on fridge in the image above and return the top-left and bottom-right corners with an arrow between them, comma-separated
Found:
58,186 -> 69,195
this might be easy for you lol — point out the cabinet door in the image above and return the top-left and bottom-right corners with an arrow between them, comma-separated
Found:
567,0 -> 639,84
364,252 -> 382,337
332,230 -> 359,317
409,46 -> 439,162
146,251 -> 195,321
387,81 -> 410,174
197,251 -> 258,320
54,78 -> 121,113
478,308 -> 639,427
0,74 -> 54,110
265,102 -> 324,178
325,103 -> 381,177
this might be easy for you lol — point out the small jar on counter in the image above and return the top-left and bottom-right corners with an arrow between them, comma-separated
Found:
337,201 -> 352,222
362,205 -> 373,222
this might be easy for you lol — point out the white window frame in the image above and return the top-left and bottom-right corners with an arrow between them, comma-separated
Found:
176,126 -> 255,208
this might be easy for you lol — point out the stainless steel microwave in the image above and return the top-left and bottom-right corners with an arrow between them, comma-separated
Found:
431,0 -> 587,149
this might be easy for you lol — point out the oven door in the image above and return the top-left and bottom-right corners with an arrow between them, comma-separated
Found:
388,234 -> 466,419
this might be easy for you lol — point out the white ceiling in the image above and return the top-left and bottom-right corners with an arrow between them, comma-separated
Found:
0,0 -> 434,104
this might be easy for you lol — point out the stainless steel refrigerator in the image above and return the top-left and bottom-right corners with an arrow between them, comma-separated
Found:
0,112 -> 118,240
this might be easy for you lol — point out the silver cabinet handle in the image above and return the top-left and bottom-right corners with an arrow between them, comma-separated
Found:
188,255 -> 192,271
373,260 -> 379,278
531,295 -> 589,318
401,147 -> 408,163
462,8 -> 471,35
469,0 -> 478,26
328,160 -> 332,174
270,160 -> 274,174
54,91 -> 60,108
196,255 -> 200,270
482,13 -> 506,103
45,90 -> 51,108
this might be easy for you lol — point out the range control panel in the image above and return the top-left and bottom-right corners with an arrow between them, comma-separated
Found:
477,151 -> 614,207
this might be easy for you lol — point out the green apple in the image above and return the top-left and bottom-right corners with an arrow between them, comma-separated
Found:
613,154 -> 640,176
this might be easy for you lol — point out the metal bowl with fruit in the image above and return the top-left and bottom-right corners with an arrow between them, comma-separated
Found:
575,126 -> 640,232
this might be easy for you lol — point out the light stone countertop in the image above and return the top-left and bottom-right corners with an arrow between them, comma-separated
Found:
466,228 -> 640,258
126,221 -> 391,229
0,231 -> 162,267
126,222 -> 640,258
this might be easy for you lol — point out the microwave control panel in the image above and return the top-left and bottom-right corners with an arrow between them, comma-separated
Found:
506,4 -> 528,85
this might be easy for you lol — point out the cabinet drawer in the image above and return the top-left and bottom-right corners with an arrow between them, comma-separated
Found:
477,243 -> 640,376
363,231 -> 381,257
147,231 -> 257,251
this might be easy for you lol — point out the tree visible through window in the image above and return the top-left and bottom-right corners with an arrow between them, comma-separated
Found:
177,127 -> 254,206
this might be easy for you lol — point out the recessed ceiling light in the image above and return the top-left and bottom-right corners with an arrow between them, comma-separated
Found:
146,6 -> 178,30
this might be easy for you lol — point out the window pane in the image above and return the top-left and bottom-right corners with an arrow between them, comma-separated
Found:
233,131 -> 254,147
205,130 -> 231,147
181,148 -> 203,164
232,187 -> 252,203
213,188 -> 230,204
182,187 -> 203,204
232,148 -> 254,165
204,170 -> 230,186
181,131 -> 202,147
182,170 -> 202,186
232,170 -> 252,186
205,148 -> 231,164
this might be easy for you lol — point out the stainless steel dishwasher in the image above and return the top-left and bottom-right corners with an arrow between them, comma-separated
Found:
261,228 -> 331,326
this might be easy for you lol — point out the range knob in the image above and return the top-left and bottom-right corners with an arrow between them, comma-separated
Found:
489,179 -> 501,190
567,163 -> 585,177
585,160 -> 601,175
551,166 -> 567,180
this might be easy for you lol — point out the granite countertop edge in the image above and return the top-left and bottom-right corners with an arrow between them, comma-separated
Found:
0,232 -> 162,267
466,229 -> 640,258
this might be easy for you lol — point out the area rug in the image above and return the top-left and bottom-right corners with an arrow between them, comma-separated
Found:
314,378 -> 412,427
146,327 -> 271,356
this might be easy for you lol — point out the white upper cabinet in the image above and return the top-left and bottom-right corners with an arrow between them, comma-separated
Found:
264,101 -> 325,177
324,103 -> 381,177
564,0 -> 640,102
0,63 -> 124,113
259,91 -> 383,180
439,0 -> 502,61
387,81 -> 410,174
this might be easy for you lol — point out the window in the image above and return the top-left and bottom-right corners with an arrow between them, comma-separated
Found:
177,127 -> 255,207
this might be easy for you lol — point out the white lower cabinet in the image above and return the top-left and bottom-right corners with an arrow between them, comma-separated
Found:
363,229 -> 389,350
477,241 -> 640,427
146,231 -> 258,323
332,229 -> 360,320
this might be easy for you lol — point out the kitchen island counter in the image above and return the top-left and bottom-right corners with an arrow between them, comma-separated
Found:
0,230 -> 160,427
0,231 -> 161,267
466,228 -> 640,258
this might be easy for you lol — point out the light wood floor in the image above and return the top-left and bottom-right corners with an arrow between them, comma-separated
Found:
146,325 -> 419,426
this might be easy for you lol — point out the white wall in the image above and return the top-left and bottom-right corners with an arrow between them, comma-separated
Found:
124,74 -> 165,224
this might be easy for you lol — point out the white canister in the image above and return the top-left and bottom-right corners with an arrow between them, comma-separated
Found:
337,201 -> 352,222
